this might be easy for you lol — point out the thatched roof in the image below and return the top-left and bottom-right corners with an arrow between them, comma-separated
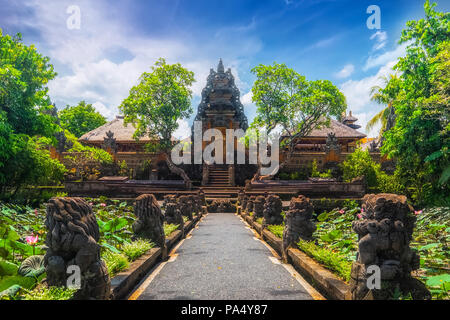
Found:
79,116 -> 152,143
306,119 -> 366,139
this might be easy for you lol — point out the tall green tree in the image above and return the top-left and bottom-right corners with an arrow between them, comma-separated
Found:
119,58 -> 195,187
381,1 -> 449,204
250,62 -> 346,179
0,30 -> 65,196
59,101 -> 106,138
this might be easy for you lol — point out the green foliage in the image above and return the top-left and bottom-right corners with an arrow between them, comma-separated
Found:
23,286 -> 76,300
122,240 -> 154,261
340,148 -> 404,194
250,62 -> 346,163
102,251 -> 129,277
267,224 -> 284,239
58,101 -> 106,138
0,275 -> 37,292
164,223 -> 179,237
310,159 -> 332,178
377,1 -> 450,206
119,58 -> 195,151
0,30 -> 63,196
297,240 -> 352,282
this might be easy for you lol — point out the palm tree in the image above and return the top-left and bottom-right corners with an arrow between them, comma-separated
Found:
366,74 -> 401,136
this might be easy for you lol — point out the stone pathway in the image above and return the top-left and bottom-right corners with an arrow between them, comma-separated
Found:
130,212 -> 319,300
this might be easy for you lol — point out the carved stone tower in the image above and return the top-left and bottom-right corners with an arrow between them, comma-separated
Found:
192,59 -> 249,186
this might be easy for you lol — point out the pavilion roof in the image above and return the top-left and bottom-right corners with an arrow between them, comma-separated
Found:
79,116 -> 162,143
304,119 -> 366,139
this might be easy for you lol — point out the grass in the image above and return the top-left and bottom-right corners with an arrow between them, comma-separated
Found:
122,240 -> 154,261
297,240 -> 352,282
164,223 -> 179,237
102,251 -> 130,277
267,225 -> 284,239
23,286 -> 77,300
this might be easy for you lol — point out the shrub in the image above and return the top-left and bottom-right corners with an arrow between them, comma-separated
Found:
24,286 -> 77,300
164,223 -> 179,236
297,240 -> 352,282
267,225 -> 284,239
102,251 -> 129,276
122,240 -> 154,261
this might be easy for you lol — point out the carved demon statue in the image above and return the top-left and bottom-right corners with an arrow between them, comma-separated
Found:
263,194 -> 283,226
282,195 -> 316,262
162,195 -> 184,235
44,197 -> 110,300
252,196 -> 265,220
177,195 -> 193,220
132,194 -> 165,248
245,196 -> 255,214
349,194 -> 431,300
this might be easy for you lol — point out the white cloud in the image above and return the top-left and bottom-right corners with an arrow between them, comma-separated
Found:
173,119 -> 191,140
340,60 -> 398,137
335,64 -> 355,79
241,91 -> 253,106
370,31 -> 388,51
363,43 -> 407,71
16,0 -> 258,121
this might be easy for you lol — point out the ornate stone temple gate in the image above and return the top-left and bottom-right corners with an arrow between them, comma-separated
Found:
192,59 -> 248,187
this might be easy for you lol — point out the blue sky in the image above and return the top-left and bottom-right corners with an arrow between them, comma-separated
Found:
1,0 -> 449,138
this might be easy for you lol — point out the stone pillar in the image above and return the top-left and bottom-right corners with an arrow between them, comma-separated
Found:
228,165 -> 235,186
132,194 -> 166,251
44,197 -> 110,300
253,195 -> 265,220
241,195 -> 248,213
263,194 -> 283,227
282,195 -> 316,262
201,164 -> 209,186
349,194 -> 431,300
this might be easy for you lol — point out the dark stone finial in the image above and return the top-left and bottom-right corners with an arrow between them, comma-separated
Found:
217,58 -> 224,73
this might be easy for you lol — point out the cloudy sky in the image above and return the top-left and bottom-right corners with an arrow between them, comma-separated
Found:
1,0 -> 448,138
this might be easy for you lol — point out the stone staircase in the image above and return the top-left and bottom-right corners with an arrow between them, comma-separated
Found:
207,165 -> 230,186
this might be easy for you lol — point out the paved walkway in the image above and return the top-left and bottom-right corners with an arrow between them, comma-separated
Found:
131,212 -> 318,300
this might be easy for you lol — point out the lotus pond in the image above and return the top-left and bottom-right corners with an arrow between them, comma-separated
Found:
0,197 -> 182,300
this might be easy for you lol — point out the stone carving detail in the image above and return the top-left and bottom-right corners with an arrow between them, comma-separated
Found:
282,195 -> 316,261
55,130 -> 73,154
177,195 -> 193,220
198,189 -> 206,206
102,130 -> 118,153
252,196 -> 265,220
349,194 -> 431,300
44,197 -> 110,300
208,200 -> 236,213
325,132 -> 341,153
237,188 -> 245,206
192,59 -> 248,133
132,194 -> 165,248
263,194 -> 283,226
202,164 -> 209,186
162,195 -> 184,227
245,196 -> 255,214
189,195 -> 200,216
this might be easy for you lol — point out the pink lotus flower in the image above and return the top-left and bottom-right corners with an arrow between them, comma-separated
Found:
101,203 -> 107,207
339,210 -> 345,214
89,202 -> 93,206
414,210 -> 422,216
26,234 -> 39,245
34,209 -> 38,217
361,208 -> 365,213
357,214 -> 362,220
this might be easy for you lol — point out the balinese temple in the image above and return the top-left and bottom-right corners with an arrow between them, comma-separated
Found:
76,60 -> 369,184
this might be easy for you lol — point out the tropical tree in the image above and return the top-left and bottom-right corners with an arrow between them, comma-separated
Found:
250,62 -> 346,180
119,58 -> 195,187
59,101 -> 106,138
380,0 -> 449,205
367,74 -> 401,136
0,30 -> 65,197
